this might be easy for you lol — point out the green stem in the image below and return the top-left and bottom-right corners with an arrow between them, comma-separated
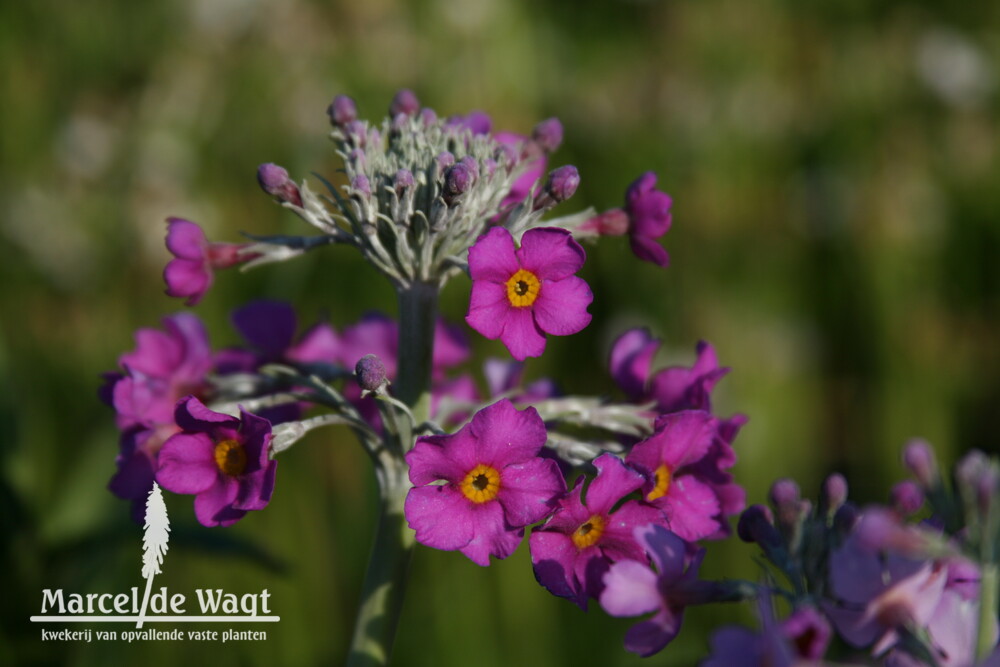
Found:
977,563 -> 998,661
345,282 -> 438,666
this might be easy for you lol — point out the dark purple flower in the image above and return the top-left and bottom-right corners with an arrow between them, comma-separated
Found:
530,453 -> 665,609
626,411 -> 735,542
404,399 -> 564,566
702,605 -> 831,666
217,300 -> 341,373
599,524 -> 707,656
156,396 -> 276,527
624,171 -> 673,267
466,226 -> 592,361
163,218 -> 255,306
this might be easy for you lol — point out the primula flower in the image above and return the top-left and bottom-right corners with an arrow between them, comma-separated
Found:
626,410 -> 740,542
215,300 -> 341,373
580,171 -> 673,266
530,453 -> 665,609
599,524 -> 709,656
156,396 -> 276,527
104,313 -> 214,519
466,226 -> 592,361
404,399 -> 564,566
163,218 -> 255,306
702,605 -> 831,666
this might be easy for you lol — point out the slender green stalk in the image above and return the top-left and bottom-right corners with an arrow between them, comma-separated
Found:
977,563 -> 998,661
345,282 -> 438,666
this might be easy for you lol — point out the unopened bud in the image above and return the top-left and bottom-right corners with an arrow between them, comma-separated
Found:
903,439 -> 939,488
532,117 -> 563,153
737,504 -> 777,545
394,169 -> 414,191
890,480 -> 924,517
256,163 -> 302,207
327,95 -> 357,127
390,89 -> 420,117
419,107 -> 438,126
351,175 -> 371,198
459,155 -> 479,181
435,151 -> 455,169
355,354 -> 388,393
821,473 -> 849,515
443,163 -> 474,203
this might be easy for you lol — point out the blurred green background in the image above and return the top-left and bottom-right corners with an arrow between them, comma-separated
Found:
2,0 -> 997,664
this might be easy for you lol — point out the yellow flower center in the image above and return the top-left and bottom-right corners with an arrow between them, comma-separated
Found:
214,439 -> 247,477
571,514 -> 607,549
647,463 -> 672,501
460,464 -> 501,503
505,269 -> 541,307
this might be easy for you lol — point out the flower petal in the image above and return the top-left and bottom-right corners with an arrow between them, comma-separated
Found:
584,453 -> 647,516
497,458 -> 564,527
163,258 -> 211,305
174,396 -> 240,433
624,610 -> 681,657
404,484 -> 476,551
532,276 -> 592,336
234,460 -> 277,511
470,399 -> 547,466
465,281 -> 510,340
194,476 -> 245,527
516,227 -> 585,281
406,434 -> 472,486
499,306 -> 547,361
231,300 -> 297,359
156,432 -> 218,495
529,529 -> 585,606
635,524 -> 688,582
468,226 -> 519,283
165,218 -> 208,259
609,328 -> 660,400
629,235 -> 670,267
286,323 -> 340,364
458,501 -> 523,566
658,475 -> 722,542
600,558 -> 661,617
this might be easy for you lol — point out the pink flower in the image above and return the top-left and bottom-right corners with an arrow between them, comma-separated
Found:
624,172 -> 673,266
466,226 -> 592,361
404,399 -> 564,566
156,396 -> 276,527
163,218 -> 255,306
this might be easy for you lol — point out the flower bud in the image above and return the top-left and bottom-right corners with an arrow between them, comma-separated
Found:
890,480 -> 924,517
419,107 -> 438,126
833,502 -> 859,535
443,163 -> 474,203
256,163 -> 302,207
351,175 -> 371,198
390,88 -> 420,117
769,478 -> 801,510
342,120 -> 368,146
355,354 -> 388,393
435,151 -> 455,169
737,505 -> 779,546
327,94 -> 357,127
394,169 -> 414,191
903,438 -> 939,488
532,117 -> 563,153
459,155 -> 479,181
821,473 -> 849,515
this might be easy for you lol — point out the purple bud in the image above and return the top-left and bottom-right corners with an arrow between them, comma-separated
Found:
327,95 -> 357,127
351,175 -> 371,198
459,155 -> 479,181
891,480 -> 924,517
482,158 -> 497,179
436,151 -> 455,169
903,438 -> 939,488
355,354 -> 388,392
821,473 -> 849,513
737,505 -> 777,545
545,165 -> 580,202
394,169 -> 414,190
256,163 -> 302,207
532,117 -> 563,153
443,163 -> 474,202
348,149 -> 367,170
419,108 -> 438,126
769,478 -> 801,510
389,89 -> 420,117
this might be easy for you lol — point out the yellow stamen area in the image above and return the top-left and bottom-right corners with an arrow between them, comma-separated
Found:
460,464 -> 501,504
647,463 -> 672,501
214,439 -> 247,477
572,514 -> 607,550
505,269 -> 541,308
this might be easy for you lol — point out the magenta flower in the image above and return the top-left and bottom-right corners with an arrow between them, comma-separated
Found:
626,410 -> 739,542
702,605 -> 831,666
610,329 -> 729,413
163,218 -> 255,306
624,172 -> 673,267
156,396 -> 276,527
599,524 -> 707,656
466,226 -> 592,361
530,453 -> 665,609
404,399 -> 563,566
215,300 -> 341,373
103,313 -> 214,519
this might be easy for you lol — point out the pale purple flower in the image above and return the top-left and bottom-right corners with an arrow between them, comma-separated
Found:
599,524 -> 708,656
530,453 -> 665,609
156,396 -> 276,527
404,399 -> 564,566
466,226 -> 592,361
163,218 -> 255,306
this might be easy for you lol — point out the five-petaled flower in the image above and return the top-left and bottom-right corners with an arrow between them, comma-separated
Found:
156,396 -> 276,527
404,399 -> 565,566
529,453 -> 666,609
466,226 -> 592,361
